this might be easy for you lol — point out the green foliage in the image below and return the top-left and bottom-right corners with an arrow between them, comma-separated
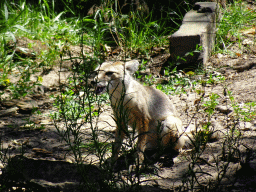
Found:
203,93 -> 220,117
114,11 -> 167,55
215,0 -> 256,53
0,0 -> 80,98
0,0 -> 186,98
228,90 -> 256,122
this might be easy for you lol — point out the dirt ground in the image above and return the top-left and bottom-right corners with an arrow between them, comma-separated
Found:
1,3 -> 256,192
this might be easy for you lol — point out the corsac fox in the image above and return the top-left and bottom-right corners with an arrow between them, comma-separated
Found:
93,60 -> 187,165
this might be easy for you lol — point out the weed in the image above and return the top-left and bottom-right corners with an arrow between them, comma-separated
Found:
215,0 -> 256,53
203,93 -> 220,117
20,117 -> 46,131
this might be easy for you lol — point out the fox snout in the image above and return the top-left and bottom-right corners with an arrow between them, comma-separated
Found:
91,80 -> 96,86
91,80 -> 107,94
95,86 -> 106,94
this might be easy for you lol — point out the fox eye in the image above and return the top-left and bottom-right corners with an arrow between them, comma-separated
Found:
105,71 -> 114,76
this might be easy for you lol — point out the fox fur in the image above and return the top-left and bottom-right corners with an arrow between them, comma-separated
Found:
93,60 -> 187,165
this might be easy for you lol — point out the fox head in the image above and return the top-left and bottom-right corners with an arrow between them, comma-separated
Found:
92,60 -> 140,95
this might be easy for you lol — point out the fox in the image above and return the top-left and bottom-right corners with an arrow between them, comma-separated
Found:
93,60 -> 188,166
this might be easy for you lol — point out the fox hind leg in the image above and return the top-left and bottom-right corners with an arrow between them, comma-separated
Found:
160,116 -> 184,151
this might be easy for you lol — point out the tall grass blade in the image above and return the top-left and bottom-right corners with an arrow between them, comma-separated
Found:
54,12 -> 65,22
13,24 -> 31,33
4,3 -> 8,21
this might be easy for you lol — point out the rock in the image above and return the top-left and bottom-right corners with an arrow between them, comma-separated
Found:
0,98 -> 38,114
242,39 -> 254,46
239,122 -> 253,131
0,156 -> 107,192
0,107 -> 19,117
1,99 -> 18,107
34,85 -> 49,95
16,99 -> 38,114
15,47 -> 36,58
32,148 -> 53,157
248,159 -> 256,171
168,2 -> 217,66
30,179 -> 80,192
216,105 -> 233,114
233,60 -> 256,72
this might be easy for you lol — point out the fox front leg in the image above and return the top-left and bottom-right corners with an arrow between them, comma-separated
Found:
128,118 -> 149,172
135,118 -> 149,165
112,127 -> 126,163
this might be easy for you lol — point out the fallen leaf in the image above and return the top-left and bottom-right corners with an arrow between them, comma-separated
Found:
235,52 -> 242,57
240,27 -> 256,35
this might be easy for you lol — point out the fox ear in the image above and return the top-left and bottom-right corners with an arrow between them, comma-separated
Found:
125,60 -> 140,74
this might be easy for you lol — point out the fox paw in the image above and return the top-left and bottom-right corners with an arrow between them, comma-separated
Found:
128,164 -> 144,173
104,158 -> 116,168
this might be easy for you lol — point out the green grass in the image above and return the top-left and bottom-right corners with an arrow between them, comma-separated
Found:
1,0 -> 254,98
215,0 -> 256,54
0,0 -> 183,98
0,0 -> 81,98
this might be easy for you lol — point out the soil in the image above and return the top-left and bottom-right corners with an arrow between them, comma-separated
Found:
1,2 -> 256,192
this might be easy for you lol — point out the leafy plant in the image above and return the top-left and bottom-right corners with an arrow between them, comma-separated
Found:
215,0 -> 256,53
203,93 -> 220,117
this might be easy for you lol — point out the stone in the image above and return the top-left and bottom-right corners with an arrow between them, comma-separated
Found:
168,2 -> 217,66
0,107 -> 18,117
216,105 -> 233,114
16,99 -> 38,114
0,156 -> 107,192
